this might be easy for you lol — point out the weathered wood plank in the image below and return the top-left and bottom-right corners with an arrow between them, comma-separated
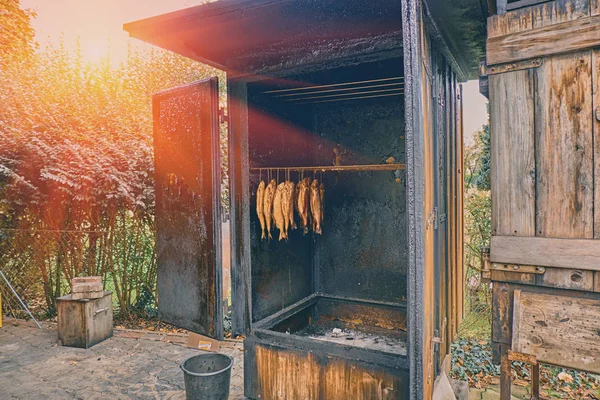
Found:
492,282 -> 512,345
250,343 -> 408,400
322,360 -> 402,400
536,268 -> 594,291
491,270 -> 536,285
488,6 -> 534,38
491,236 -> 600,271
499,343 -> 512,400
593,0 -> 600,15
594,272 -> 600,292
594,49 -> 600,238
512,291 -> 600,374
535,51 -> 593,238
487,15 -> 600,65
490,70 -> 536,237
457,83 -> 465,328
488,0 -> 590,38
419,17 -> 436,399
531,0 -> 590,28
255,345 -> 320,399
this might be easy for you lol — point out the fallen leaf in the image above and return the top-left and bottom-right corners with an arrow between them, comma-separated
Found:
558,372 -> 574,384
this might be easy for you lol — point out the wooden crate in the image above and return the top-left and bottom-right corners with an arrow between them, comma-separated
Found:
57,291 -> 113,348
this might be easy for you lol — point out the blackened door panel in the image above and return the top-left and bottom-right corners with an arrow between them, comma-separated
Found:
153,78 -> 223,339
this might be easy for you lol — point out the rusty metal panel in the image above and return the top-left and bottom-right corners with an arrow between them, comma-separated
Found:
153,78 -> 223,339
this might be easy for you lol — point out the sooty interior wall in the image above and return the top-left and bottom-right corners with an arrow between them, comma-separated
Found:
314,94 -> 407,303
247,57 -> 407,322
247,85 -> 315,323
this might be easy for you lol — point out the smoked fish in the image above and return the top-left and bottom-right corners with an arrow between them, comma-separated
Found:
273,182 -> 287,241
319,182 -> 325,227
297,178 -> 311,234
287,181 -> 297,231
310,179 -> 322,235
262,179 -> 277,240
282,181 -> 293,237
256,181 -> 266,240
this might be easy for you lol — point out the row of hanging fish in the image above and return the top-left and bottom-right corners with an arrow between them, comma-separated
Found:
256,178 -> 324,241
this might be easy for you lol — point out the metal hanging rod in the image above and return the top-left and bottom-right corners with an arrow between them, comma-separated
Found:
263,77 -> 404,94
274,82 -> 404,98
295,91 -> 404,105
285,88 -> 404,102
250,163 -> 406,172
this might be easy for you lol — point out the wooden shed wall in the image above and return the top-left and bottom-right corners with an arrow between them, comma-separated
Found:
488,0 -> 600,272
486,0 -> 600,378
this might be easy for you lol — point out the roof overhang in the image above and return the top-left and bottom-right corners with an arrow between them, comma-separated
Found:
124,0 -> 486,79
425,0 -> 488,80
124,0 -> 403,73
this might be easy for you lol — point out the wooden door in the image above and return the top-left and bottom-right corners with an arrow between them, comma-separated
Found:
153,78 -> 223,339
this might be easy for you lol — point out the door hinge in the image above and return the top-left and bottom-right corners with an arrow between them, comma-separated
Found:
426,207 -> 437,230
480,58 -> 543,76
218,107 -> 228,124
431,334 -> 442,357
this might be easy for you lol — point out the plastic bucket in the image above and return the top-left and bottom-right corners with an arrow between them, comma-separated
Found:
180,353 -> 233,400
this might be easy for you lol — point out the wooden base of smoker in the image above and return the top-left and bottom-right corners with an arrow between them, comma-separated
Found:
244,336 -> 409,400
57,291 -> 113,348
243,294 -> 409,399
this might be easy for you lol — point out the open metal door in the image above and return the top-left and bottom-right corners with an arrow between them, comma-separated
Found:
153,77 -> 223,339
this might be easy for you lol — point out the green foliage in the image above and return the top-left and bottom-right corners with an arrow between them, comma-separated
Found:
451,338 -> 600,396
465,118 -> 491,191
0,3 -> 228,317
460,113 -> 492,339
451,338 -> 499,384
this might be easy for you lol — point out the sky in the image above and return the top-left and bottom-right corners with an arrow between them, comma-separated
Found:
20,0 -> 488,143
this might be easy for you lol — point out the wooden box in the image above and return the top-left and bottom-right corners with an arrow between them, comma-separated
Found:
57,291 -> 113,348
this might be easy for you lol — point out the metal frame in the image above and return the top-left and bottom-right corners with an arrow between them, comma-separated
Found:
402,0 -> 426,398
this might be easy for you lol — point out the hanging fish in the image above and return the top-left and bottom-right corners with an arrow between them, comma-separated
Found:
297,178 -> 311,234
256,181 -> 266,240
310,179 -> 322,235
282,181 -> 293,238
319,182 -> 325,228
262,179 -> 277,240
287,181 -> 297,231
273,182 -> 287,241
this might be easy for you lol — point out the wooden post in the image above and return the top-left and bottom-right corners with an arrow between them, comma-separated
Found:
500,343 -> 512,400
531,362 -> 540,400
